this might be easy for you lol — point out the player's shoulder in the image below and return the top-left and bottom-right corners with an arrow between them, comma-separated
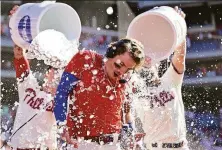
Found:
68,50 -> 103,71
76,50 -> 102,60
79,50 -> 103,65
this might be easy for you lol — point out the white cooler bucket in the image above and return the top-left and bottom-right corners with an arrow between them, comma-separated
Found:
127,6 -> 187,64
9,1 -> 81,49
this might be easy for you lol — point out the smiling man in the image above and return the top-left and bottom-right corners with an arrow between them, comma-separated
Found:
53,38 -> 145,150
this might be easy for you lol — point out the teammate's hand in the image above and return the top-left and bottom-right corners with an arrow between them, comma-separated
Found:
134,133 -> 146,142
14,45 -> 24,59
174,6 -> 186,19
9,5 -> 25,59
59,126 -> 78,148
9,5 -> 19,17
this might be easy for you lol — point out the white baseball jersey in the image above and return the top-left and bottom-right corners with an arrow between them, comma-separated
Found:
11,58 -> 57,149
128,64 -> 189,149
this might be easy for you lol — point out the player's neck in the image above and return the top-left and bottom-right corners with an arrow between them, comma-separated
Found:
42,87 -> 56,96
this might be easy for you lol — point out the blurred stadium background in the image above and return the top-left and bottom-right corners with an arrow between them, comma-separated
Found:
1,1 -> 222,149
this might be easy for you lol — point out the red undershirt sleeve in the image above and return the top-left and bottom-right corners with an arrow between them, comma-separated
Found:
13,57 -> 30,79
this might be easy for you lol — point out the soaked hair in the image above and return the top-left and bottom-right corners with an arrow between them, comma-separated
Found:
105,38 -> 145,69
139,58 -> 171,87
47,65 -> 53,71
139,66 -> 161,87
47,65 -> 58,71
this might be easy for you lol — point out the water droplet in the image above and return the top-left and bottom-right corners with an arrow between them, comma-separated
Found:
109,95 -> 114,100
85,55 -> 90,60
92,69 -> 98,75
87,131 -> 90,136
116,59 -> 121,64
84,64 -> 89,68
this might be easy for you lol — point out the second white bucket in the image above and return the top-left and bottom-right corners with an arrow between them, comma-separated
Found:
9,1 -> 81,49
127,6 -> 187,64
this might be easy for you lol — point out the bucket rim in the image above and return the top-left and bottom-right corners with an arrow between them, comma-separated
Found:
127,11 -> 177,62
36,2 -> 82,41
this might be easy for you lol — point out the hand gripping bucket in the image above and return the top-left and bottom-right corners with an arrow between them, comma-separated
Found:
127,6 -> 187,64
9,1 -> 81,49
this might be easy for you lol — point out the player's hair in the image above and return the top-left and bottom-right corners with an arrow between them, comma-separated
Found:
47,65 -> 54,71
139,66 -> 161,87
139,58 -> 172,88
46,65 -> 59,71
105,38 -> 145,69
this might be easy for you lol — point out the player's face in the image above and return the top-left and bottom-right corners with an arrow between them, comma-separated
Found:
105,52 -> 136,81
43,68 -> 58,94
144,56 -> 152,68
45,68 -> 56,82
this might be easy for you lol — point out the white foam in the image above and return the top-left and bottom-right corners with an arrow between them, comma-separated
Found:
26,29 -> 79,69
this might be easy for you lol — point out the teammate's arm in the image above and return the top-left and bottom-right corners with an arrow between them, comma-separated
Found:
171,40 -> 186,74
171,6 -> 186,74
10,6 -> 30,79
13,45 -> 30,79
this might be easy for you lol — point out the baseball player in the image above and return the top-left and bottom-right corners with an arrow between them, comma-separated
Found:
127,7 -> 189,150
8,5 -> 81,149
9,44 -> 58,149
53,38 -> 145,150
6,6 -> 64,150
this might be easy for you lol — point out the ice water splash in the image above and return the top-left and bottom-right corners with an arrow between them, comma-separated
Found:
26,29 -> 79,69
124,65 -> 161,139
